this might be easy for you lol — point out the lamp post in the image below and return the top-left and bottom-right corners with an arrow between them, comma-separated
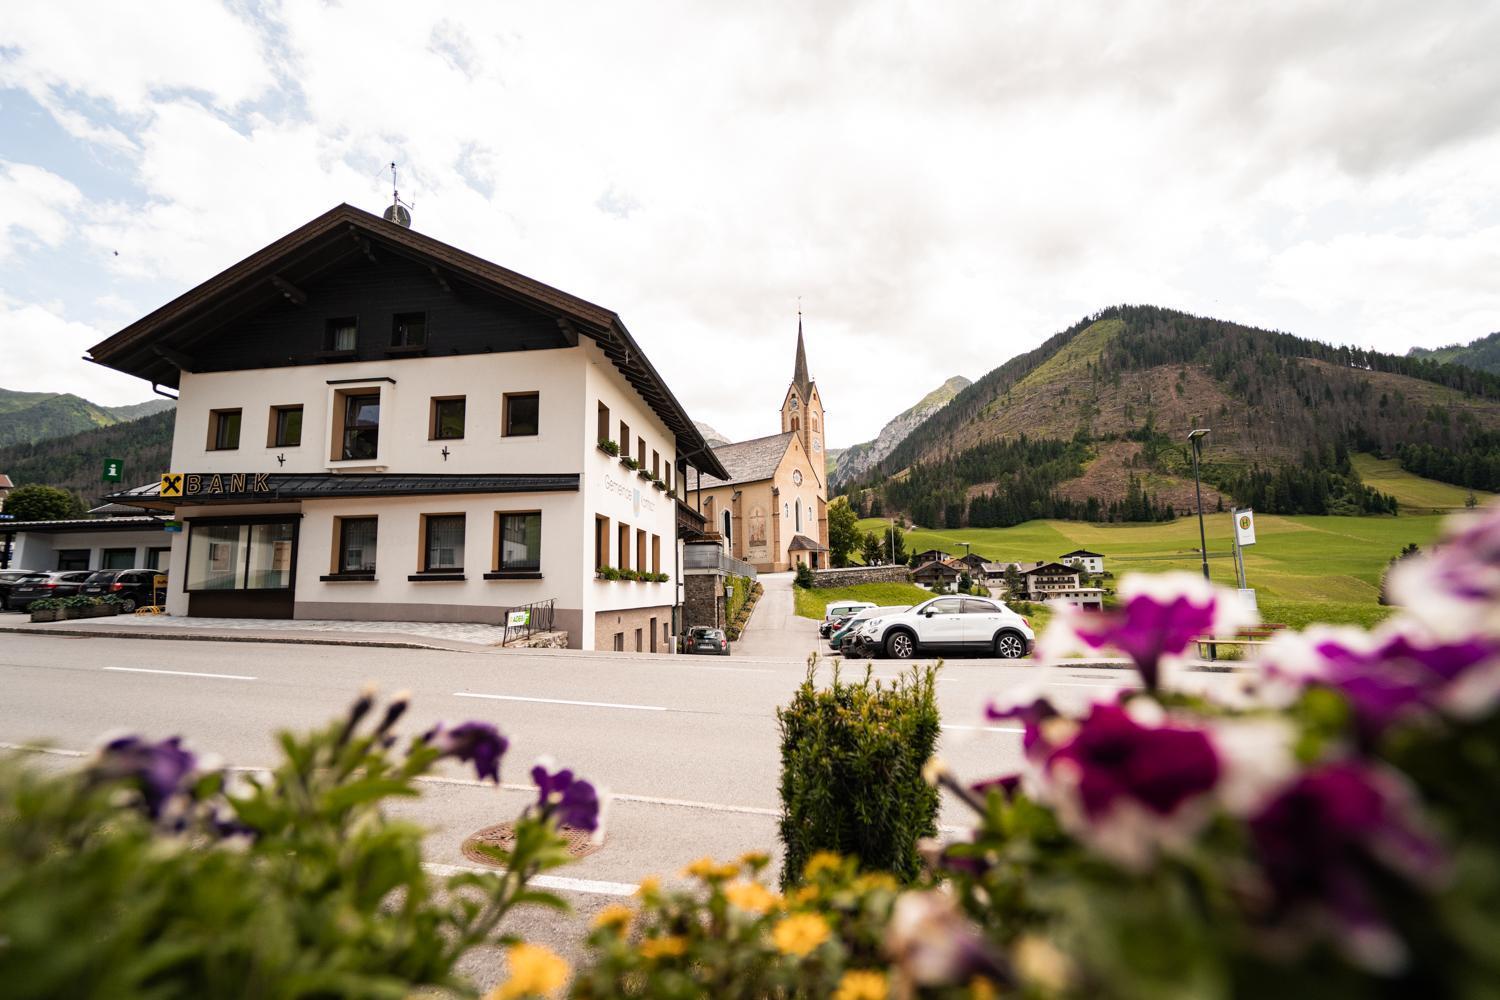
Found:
1188,429 -> 1211,582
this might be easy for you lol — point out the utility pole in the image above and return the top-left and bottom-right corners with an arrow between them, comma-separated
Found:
1188,429 -> 1211,582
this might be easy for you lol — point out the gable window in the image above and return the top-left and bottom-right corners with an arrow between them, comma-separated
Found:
337,517 -> 377,574
422,514 -> 465,572
495,511 -> 542,572
209,409 -> 242,451
391,312 -> 426,348
503,392 -> 540,437
430,396 -> 466,440
341,393 -> 380,460
270,405 -> 303,447
326,317 -> 357,352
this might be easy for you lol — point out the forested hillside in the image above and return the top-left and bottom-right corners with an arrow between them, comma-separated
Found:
0,387 -> 174,448
0,409 -> 173,508
1408,331 -> 1500,376
844,306 -> 1500,527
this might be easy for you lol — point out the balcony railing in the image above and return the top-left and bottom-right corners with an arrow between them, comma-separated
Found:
683,544 -> 757,579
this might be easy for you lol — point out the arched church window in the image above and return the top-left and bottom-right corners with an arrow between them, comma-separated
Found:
812,414 -> 818,431
784,503 -> 789,519
791,417 -> 799,433
722,510 -> 732,543
795,501 -> 802,532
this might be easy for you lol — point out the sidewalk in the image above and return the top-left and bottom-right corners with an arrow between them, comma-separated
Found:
731,572 -> 822,660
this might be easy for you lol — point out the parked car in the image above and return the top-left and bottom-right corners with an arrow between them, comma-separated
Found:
824,600 -> 876,622
79,568 -> 166,613
686,627 -> 731,656
0,570 -> 50,610
852,595 -> 1034,659
6,571 -> 95,610
830,605 -> 911,654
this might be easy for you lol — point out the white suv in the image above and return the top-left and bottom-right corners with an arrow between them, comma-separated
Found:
855,595 -> 1034,659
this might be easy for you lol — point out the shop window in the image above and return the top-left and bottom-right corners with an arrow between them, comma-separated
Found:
503,392 -> 540,437
594,515 -> 610,570
209,409 -> 242,451
340,392 -> 380,460
391,312 -> 426,348
102,547 -> 136,570
597,402 -> 610,445
270,405 -> 303,447
430,396 -> 466,440
422,515 -> 465,572
495,511 -> 542,572
337,517 -> 377,574
55,549 -> 89,571
186,521 -> 294,591
326,317 -> 357,352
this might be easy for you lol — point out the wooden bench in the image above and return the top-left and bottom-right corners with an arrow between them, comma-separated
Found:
1196,623 -> 1288,658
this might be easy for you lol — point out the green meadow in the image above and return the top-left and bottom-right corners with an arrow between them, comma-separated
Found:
1350,453 -> 1496,513
854,511 -> 1446,628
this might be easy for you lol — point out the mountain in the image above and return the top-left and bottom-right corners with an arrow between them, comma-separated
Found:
0,409 -> 174,508
1409,331 -> 1500,375
828,376 -> 971,489
845,305 -> 1500,528
0,387 -> 174,449
694,421 -> 731,448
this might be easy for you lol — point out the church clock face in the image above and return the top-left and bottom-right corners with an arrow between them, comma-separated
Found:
792,470 -> 802,486
789,398 -> 799,410
813,439 -> 821,451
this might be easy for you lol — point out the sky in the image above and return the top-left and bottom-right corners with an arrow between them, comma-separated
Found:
1,1 -> 1499,447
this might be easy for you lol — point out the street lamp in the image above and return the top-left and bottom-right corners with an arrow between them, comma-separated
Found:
1188,429 -> 1211,582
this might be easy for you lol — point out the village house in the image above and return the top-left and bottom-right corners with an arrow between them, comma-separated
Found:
1059,549 -> 1106,574
84,203 -> 727,651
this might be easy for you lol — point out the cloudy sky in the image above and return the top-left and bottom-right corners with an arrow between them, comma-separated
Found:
2,1 -> 1499,445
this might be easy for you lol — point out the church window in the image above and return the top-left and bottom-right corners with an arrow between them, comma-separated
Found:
722,510 -> 732,543
795,502 -> 801,532
812,414 -> 818,431
791,417 -> 799,433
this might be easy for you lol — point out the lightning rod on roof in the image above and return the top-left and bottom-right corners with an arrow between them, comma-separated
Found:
383,161 -> 413,228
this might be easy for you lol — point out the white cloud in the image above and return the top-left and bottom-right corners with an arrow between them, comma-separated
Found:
0,294 -> 157,405
0,162 -> 83,259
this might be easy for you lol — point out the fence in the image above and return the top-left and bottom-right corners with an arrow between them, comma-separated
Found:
499,598 -> 556,646
683,544 -> 758,579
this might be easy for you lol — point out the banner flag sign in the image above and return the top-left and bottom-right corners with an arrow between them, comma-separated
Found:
507,610 -> 531,628
102,458 -> 123,482
1235,509 -> 1257,547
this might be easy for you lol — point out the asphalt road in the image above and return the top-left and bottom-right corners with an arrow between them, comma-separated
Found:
0,624 -> 1238,983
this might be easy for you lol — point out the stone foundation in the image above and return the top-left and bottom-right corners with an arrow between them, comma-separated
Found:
808,565 -> 913,588
682,574 -> 725,629
594,605 -> 674,653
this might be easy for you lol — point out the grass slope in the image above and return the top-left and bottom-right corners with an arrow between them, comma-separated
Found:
792,581 -> 935,620
858,512 -> 1448,628
1350,453 -> 1495,512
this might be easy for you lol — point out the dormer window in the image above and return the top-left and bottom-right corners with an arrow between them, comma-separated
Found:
326,317 -> 357,353
392,312 -> 426,348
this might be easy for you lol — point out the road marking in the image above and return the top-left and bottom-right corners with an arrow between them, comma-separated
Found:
0,742 -> 86,757
104,666 -> 257,681
422,862 -> 638,897
453,692 -> 667,712
415,774 -> 781,816
943,724 -> 1025,734
1044,680 -> 1137,689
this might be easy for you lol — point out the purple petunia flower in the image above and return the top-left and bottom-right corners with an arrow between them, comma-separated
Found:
1037,572 -> 1256,690
1386,501 -> 1500,639
531,758 -> 602,832
1249,760 -> 1443,973
91,734 -> 197,819
425,721 -> 508,783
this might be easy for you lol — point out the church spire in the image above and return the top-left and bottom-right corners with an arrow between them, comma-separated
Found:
792,310 -> 811,398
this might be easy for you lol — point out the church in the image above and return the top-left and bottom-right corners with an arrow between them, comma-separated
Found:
688,320 -> 829,572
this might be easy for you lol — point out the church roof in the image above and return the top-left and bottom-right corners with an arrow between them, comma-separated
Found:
696,431 -> 796,488
787,534 -> 826,552
793,315 -> 811,398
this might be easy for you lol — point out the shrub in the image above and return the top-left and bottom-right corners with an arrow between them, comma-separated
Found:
794,563 -> 815,589
776,661 -> 940,887
620,456 -> 639,470
597,437 -> 620,456
599,566 -> 620,581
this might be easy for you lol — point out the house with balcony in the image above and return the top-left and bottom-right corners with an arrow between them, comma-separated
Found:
87,203 -> 727,651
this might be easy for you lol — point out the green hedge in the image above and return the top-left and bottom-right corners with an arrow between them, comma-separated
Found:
776,661 -> 940,887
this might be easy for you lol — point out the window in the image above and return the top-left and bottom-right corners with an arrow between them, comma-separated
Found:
495,512 -> 541,572
186,520 -> 295,591
650,617 -> 658,653
636,529 -> 646,572
652,450 -> 659,479
618,523 -> 630,570
326,317 -> 357,352
614,633 -> 624,652
597,402 -> 611,445
503,392 -> 539,437
595,515 -> 610,570
638,438 -> 646,468
102,547 -> 136,570
795,502 -> 801,532
271,405 -> 303,447
619,420 -> 630,458
55,549 -> 89,571
341,393 -> 380,460
422,515 -> 465,572
148,547 -> 170,571
722,510 -> 732,542
651,534 -> 661,575
246,523 -> 295,588
210,409 -> 241,451
391,312 -> 426,347
337,517 -> 377,574
929,598 -> 963,615
431,396 -> 466,440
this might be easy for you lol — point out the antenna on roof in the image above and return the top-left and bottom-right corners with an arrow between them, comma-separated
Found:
383,161 -> 413,228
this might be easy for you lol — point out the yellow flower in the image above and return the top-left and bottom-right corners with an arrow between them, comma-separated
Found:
635,876 -> 660,899
791,885 -> 820,905
487,942 -> 569,999
1013,934 -> 1071,992
803,851 -> 843,880
771,912 -> 831,957
968,976 -> 999,1000
723,879 -> 780,914
591,904 -> 633,932
637,935 -> 688,959
833,969 -> 889,1000
683,856 -> 739,881
853,872 -> 899,894
739,850 -> 771,870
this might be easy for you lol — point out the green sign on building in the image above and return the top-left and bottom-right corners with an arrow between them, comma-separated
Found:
102,458 -> 123,483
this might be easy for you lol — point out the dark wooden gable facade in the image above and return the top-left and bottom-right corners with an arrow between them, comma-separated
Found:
192,253 -> 569,374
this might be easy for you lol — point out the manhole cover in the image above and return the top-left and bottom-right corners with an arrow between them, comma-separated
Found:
461,822 -> 600,866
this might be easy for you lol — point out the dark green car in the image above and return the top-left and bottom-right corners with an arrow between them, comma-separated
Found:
829,605 -> 910,655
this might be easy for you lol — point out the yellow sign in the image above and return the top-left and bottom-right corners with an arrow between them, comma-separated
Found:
160,472 -> 184,497
153,574 -> 168,590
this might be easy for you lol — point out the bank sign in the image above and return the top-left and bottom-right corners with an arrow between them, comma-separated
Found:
160,472 -> 273,499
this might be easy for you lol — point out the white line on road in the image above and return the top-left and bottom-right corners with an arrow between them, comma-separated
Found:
452,692 -> 667,712
415,774 -> 781,816
104,666 -> 257,681
0,742 -> 86,757
422,862 -> 637,897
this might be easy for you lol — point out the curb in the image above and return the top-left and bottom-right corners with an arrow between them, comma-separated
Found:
0,625 -> 476,653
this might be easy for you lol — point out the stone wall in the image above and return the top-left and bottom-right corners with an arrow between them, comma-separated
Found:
594,605 -> 674,653
809,565 -> 913,588
682,574 -> 725,630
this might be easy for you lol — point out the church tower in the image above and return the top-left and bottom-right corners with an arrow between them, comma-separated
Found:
780,313 -> 825,462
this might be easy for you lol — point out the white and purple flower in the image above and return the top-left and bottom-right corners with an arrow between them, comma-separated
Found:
1037,572 -> 1257,690
531,757 -> 604,835
90,734 -> 197,819
423,721 -> 509,784
1386,501 -> 1500,639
